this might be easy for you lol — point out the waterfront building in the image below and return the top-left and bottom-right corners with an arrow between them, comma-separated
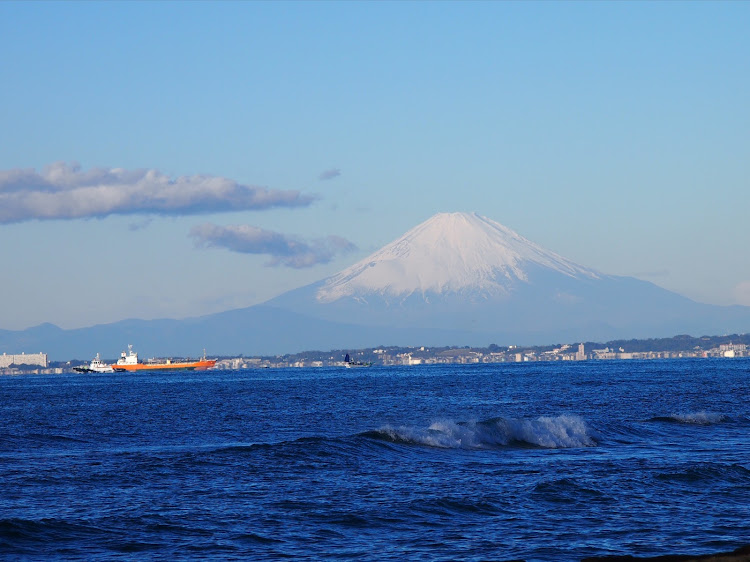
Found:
0,352 -> 48,368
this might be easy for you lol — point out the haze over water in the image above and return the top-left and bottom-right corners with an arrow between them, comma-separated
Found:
2,359 -> 749,560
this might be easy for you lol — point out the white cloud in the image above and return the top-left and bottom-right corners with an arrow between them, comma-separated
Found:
0,162 -> 317,224
318,168 -> 341,181
189,223 -> 357,268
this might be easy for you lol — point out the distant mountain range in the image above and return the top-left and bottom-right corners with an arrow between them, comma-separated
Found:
3,212 -> 750,360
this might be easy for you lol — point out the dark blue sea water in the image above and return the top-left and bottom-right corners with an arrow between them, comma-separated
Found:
2,359 -> 750,560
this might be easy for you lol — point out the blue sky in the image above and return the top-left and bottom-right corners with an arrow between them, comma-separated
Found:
1,1 -> 748,330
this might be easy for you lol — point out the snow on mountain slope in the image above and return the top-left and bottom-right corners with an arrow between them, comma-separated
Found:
317,212 -> 600,303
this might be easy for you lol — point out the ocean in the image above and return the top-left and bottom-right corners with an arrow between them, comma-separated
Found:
2,359 -> 749,560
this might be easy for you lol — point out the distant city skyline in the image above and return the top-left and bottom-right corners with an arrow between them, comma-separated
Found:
1,1 -> 749,330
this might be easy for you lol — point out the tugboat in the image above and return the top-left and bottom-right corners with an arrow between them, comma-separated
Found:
74,353 -> 114,373
111,345 -> 217,372
344,353 -> 372,368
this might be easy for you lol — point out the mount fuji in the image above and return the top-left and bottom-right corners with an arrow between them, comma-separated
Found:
4,211 -> 750,358
266,211 -> 750,347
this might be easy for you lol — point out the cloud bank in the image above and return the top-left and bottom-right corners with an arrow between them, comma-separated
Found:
0,162 -> 316,224
190,223 -> 357,268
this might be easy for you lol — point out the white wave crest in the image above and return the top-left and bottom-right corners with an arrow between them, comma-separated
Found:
377,414 -> 598,449
670,411 -> 727,425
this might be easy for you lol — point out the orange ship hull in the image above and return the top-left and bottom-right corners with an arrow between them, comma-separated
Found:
111,359 -> 217,372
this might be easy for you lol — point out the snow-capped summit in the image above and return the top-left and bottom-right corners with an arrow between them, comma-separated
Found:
317,212 -> 599,303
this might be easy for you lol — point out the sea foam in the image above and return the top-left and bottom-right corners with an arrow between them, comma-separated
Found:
371,414 -> 598,449
651,411 -> 728,425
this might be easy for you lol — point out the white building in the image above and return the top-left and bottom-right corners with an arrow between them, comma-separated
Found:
0,352 -> 48,368
719,343 -> 747,358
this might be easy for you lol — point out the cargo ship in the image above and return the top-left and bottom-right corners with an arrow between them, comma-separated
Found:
111,345 -> 217,372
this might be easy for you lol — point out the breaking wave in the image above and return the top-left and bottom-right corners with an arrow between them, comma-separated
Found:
650,411 -> 729,425
363,414 -> 599,449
